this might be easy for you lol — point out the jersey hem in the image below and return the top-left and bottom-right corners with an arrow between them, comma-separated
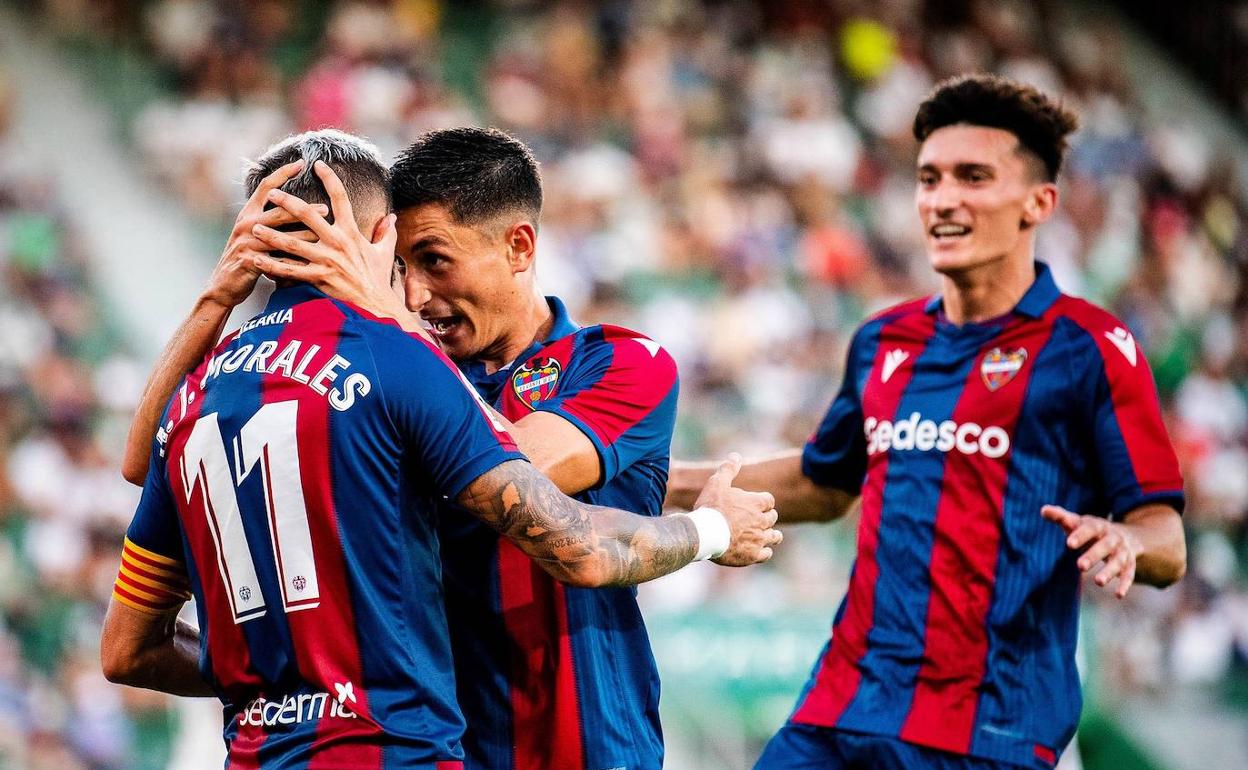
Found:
442,449 -> 529,502
786,719 -> 1053,770
531,403 -> 616,488
1110,488 -> 1185,519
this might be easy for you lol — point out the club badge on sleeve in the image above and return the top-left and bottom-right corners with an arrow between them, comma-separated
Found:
512,357 -> 562,408
980,348 -> 1027,391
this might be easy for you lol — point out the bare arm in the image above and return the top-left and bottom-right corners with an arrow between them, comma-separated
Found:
666,449 -> 856,523
100,600 -> 214,697
1042,502 -> 1186,597
507,411 -> 602,495
457,457 -> 780,588
122,298 -> 231,484
121,160 -> 326,485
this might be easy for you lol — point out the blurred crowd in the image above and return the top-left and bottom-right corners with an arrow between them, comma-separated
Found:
7,0 -> 1248,766
0,72 -> 170,768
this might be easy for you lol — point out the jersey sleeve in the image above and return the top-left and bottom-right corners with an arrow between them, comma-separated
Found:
1082,326 -> 1185,518
802,329 -> 869,494
527,330 -> 679,486
371,330 -> 527,499
114,432 -> 192,615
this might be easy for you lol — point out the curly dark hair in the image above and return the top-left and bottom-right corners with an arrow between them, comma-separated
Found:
913,74 -> 1079,181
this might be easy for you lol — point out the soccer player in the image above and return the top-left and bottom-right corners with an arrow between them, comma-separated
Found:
666,74 -> 1187,769
119,128 -> 758,770
101,130 -> 782,769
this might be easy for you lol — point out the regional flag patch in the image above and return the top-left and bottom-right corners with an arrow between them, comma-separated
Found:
512,357 -> 562,408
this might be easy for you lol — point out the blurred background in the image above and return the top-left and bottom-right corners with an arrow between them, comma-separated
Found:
0,0 -> 1245,768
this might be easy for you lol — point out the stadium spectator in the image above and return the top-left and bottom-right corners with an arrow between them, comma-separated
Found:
4,0 -> 1247,766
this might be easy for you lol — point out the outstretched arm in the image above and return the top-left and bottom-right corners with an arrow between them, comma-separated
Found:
457,456 -> 782,588
666,449 -> 855,524
121,160 -> 327,484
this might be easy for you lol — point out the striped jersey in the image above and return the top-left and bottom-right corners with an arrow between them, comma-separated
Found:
116,284 -> 524,769
791,262 -> 1184,769
442,297 -> 680,770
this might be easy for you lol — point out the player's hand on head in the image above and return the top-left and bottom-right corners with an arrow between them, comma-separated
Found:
206,159 -> 326,308
1042,504 -> 1142,599
692,453 -> 783,567
249,160 -> 402,319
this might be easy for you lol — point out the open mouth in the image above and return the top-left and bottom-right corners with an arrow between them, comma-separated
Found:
423,314 -> 465,339
929,223 -> 972,241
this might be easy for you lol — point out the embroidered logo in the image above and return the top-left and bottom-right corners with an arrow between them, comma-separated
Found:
512,357 -> 562,408
881,349 -> 909,383
1104,327 -> 1137,366
980,348 -> 1027,391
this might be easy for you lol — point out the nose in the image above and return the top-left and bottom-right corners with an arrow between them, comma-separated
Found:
929,179 -> 962,216
919,178 -> 961,218
404,271 -> 432,313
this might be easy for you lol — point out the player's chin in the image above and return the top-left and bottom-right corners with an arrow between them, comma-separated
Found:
435,331 -> 478,361
927,244 -> 987,275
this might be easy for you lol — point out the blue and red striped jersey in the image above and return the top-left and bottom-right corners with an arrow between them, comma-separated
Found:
122,284 -> 524,770
443,297 -> 679,770
792,262 -> 1183,769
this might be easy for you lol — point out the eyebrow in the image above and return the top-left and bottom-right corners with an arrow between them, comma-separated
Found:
917,162 -> 996,175
409,235 -> 450,253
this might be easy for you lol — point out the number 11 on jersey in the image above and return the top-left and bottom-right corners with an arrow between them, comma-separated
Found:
179,400 -> 321,624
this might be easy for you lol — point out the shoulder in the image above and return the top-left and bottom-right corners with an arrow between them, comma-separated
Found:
1046,295 -> 1153,395
509,324 -> 678,415
1049,295 -> 1141,365
1050,294 -> 1128,336
323,303 -> 467,400
857,296 -> 934,343
846,296 -> 932,353
535,324 -> 677,377
329,301 -> 444,358
865,296 -> 931,326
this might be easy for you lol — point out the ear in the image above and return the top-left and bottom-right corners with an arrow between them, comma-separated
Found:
1020,182 -> 1059,230
368,214 -> 389,242
504,221 -> 538,274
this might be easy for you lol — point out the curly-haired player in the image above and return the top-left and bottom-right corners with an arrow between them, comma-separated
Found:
669,73 -> 1186,770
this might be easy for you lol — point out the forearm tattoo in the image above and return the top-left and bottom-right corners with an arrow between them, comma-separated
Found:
458,460 -> 699,587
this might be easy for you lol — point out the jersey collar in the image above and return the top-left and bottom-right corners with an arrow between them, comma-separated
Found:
458,296 -> 579,399
262,282 -> 330,314
923,261 -> 1060,320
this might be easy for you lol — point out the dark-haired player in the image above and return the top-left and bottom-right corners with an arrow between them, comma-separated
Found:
120,127 -> 744,770
667,74 -> 1187,769
104,130 -> 781,769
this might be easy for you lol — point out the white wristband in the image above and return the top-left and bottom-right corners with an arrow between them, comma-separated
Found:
682,507 -> 731,561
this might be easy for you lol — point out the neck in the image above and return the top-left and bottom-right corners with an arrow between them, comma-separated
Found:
479,290 -> 553,374
939,254 -> 1035,325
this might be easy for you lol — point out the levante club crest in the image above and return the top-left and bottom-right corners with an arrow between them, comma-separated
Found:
980,348 -> 1027,391
512,357 -> 562,408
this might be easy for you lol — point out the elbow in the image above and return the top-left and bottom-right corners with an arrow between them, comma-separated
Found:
100,641 -> 138,686
1156,547 -> 1187,589
1143,537 -> 1188,590
121,454 -> 146,487
1158,519 -> 1189,588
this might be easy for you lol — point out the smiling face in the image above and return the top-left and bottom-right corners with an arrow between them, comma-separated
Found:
393,202 -> 536,363
915,124 -> 1057,278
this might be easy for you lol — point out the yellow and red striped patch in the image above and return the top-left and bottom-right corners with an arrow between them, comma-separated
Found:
112,538 -> 191,615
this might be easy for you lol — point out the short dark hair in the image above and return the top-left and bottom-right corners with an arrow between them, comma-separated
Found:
244,128 -> 391,229
390,127 -> 542,226
913,74 -> 1079,181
